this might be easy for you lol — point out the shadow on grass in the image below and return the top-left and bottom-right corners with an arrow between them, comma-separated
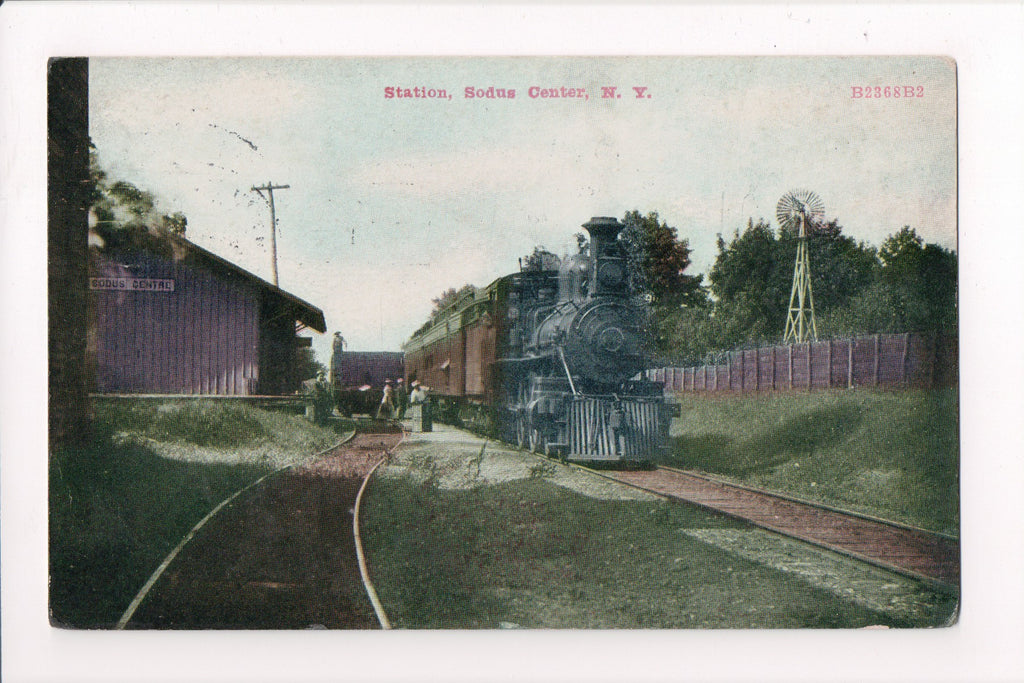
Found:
49,440 -> 272,628
668,404 -> 865,477
362,476 -> 945,629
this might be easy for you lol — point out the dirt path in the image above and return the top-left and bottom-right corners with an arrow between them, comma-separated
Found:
127,433 -> 402,629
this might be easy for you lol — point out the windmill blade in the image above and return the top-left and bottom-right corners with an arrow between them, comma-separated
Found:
796,190 -> 825,223
776,195 -> 801,230
777,189 -> 826,232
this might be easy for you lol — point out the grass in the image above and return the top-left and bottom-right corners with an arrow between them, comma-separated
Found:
361,474 -> 952,629
665,387 -> 959,534
49,398 -> 355,628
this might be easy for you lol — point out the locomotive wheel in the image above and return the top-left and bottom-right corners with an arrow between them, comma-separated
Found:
529,427 -> 545,454
545,442 -> 566,461
515,414 -> 528,449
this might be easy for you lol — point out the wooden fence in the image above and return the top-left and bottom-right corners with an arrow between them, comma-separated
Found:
647,333 -> 958,394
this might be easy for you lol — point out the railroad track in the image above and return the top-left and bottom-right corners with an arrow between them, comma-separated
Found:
449,422 -> 959,589
602,466 -> 960,589
119,426 -> 403,629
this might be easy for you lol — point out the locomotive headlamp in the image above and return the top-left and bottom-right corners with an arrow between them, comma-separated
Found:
597,259 -> 625,289
598,327 -> 625,353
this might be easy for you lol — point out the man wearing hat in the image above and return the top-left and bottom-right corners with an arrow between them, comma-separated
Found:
407,385 -> 423,421
394,377 -> 408,420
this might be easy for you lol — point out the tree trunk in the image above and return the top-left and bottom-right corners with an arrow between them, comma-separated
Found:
48,58 -> 91,448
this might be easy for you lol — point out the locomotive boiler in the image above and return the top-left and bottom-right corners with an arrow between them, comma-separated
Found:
403,216 -> 673,465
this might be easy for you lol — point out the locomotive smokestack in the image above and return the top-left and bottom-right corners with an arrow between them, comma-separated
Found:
581,217 -> 627,296
581,217 -> 625,257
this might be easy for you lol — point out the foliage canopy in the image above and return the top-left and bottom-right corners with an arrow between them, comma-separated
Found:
652,216 -> 955,365
89,150 -> 188,255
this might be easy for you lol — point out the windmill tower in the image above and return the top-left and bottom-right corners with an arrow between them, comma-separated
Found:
778,190 -> 825,343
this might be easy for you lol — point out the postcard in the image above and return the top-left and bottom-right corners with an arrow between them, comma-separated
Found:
6,4 -> 1023,683
48,53 -> 960,629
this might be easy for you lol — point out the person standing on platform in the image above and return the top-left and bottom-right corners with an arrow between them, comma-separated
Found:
407,381 -> 421,421
377,379 -> 395,420
394,378 -> 408,419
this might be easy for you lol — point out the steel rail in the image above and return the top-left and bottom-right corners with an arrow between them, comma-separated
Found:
659,465 -> 959,541
351,424 -> 408,630
497,424 -> 958,589
603,466 -> 959,591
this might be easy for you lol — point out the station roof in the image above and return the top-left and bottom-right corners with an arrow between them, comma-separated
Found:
154,232 -> 327,333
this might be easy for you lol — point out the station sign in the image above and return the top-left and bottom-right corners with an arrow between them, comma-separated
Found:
89,277 -> 175,292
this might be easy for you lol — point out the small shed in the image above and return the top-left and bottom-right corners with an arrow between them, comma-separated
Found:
330,349 -> 405,390
88,232 -> 326,396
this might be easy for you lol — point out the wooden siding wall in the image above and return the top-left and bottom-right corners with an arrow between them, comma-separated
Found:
464,323 -> 495,396
90,251 -> 260,395
405,323 -> 466,396
332,352 -> 404,388
257,306 -> 298,396
649,333 -> 957,395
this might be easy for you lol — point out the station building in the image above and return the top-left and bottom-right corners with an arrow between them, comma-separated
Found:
88,232 -> 326,396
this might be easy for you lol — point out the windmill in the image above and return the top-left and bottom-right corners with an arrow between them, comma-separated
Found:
777,189 -> 825,343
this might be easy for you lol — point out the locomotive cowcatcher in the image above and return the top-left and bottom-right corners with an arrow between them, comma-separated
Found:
403,217 -> 673,465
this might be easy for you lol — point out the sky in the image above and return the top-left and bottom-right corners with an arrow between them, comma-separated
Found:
89,56 -> 957,363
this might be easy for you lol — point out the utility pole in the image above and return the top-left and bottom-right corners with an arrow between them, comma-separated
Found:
251,182 -> 290,286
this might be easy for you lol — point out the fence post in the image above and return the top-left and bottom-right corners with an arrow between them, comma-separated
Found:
755,349 -> 760,392
827,339 -> 833,388
807,342 -> 812,391
873,334 -> 880,386
788,344 -> 793,390
901,332 -> 911,385
847,338 -> 854,388
740,351 -> 745,393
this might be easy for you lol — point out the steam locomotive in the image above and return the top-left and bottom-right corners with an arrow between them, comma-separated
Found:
403,217 -> 673,465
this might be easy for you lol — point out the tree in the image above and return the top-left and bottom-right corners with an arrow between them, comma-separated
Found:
430,284 -> 477,319
295,347 -> 327,382
708,217 -> 880,343
521,246 -> 560,271
708,219 -> 788,335
875,227 -> 957,333
823,226 -> 959,336
620,210 -> 706,308
879,225 -> 925,272
89,150 -> 188,254
618,211 -> 708,358
49,58 -> 90,448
